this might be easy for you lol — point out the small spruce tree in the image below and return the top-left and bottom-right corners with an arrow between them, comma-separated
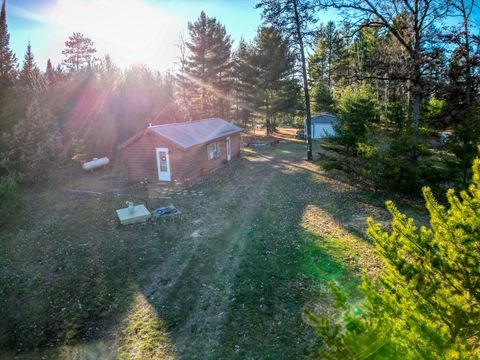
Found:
307,157 -> 480,359
19,42 -> 40,89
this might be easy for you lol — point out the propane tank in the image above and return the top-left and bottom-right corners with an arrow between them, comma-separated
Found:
82,157 -> 110,171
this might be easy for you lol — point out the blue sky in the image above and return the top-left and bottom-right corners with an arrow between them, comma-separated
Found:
6,0 -> 264,71
6,0 -> 478,73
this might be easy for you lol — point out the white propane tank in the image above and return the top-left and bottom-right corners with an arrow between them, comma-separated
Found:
82,157 -> 110,171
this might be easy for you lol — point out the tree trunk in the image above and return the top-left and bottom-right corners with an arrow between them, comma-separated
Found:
293,0 -> 313,160
411,90 -> 421,132
462,0 -> 472,107
266,101 -> 271,136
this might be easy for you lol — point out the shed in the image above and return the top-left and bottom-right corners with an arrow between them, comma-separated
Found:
119,118 -> 243,185
304,112 -> 338,139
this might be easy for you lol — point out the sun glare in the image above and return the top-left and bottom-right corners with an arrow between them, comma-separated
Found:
43,0 -> 182,68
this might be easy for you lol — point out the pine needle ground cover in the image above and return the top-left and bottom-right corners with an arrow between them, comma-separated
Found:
0,138 -> 422,358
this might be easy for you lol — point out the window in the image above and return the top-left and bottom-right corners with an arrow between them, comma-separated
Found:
207,142 -> 220,160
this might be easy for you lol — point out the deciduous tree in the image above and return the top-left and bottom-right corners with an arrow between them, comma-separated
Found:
320,0 -> 446,138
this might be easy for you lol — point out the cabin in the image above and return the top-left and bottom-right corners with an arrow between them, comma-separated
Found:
304,112 -> 338,139
119,118 -> 243,185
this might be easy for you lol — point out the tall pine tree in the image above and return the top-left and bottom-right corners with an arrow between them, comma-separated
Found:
308,21 -> 346,113
0,0 -> 17,91
256,0 -> 320,160
184,11 -> 233,119
232,38 -> 256,127
61,32 -> 97,72
236,27 -> 298,134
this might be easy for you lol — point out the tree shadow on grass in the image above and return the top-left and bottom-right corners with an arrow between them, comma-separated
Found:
1,139 -> 392,359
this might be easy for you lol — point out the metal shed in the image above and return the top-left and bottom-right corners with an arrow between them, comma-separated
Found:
304,112 -> 338,139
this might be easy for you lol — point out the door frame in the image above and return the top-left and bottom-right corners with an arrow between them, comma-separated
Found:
226,137 -> 231,161
155,147 -> 171,181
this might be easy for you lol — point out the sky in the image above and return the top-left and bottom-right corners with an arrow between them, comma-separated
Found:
6,0 -> 478,73
6,0 -> 264,72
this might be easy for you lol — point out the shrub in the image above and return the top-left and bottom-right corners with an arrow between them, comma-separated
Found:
0,175 -> 25,226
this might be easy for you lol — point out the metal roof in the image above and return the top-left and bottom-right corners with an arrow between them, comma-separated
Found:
309,112 -> 338,124
148,118 -> 243,149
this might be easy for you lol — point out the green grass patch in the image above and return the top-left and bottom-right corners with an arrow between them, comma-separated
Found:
118,293 -> 175,359
300,232 -> 362,302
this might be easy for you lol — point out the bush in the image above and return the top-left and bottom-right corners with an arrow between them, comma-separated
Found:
0,175 -> 25,226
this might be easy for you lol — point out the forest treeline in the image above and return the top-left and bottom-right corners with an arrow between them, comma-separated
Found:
1,0 -> 478,193
0,5 -> 305,184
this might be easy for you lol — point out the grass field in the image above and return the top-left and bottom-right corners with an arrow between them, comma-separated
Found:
0,134 -> 417,359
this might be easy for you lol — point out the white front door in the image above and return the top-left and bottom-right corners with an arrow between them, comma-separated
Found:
226,137 -> 231,161
156,148 -> 171,181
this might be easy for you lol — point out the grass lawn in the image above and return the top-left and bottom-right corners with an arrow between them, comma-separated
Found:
0,135 -> 407,359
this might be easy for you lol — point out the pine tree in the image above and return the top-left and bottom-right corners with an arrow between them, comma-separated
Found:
0,0 -> 17,90
307,157 -> 480,358
61,32 -> 97,72
19,42 -> 40,88
55,63 -> 64,82
256,0 -> 320,160
45,59 -> 55,86
1,99 -> 61,182
184,11 -> 233,119
335,84 -> 380,152
442,0 -> 480,185
232,38 -> 256,127
175,34 -> 192,120
308,21 -> 346,112
237,27 -> 298,134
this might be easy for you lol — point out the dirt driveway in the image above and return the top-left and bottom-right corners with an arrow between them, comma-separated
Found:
0,138 -> 401,359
